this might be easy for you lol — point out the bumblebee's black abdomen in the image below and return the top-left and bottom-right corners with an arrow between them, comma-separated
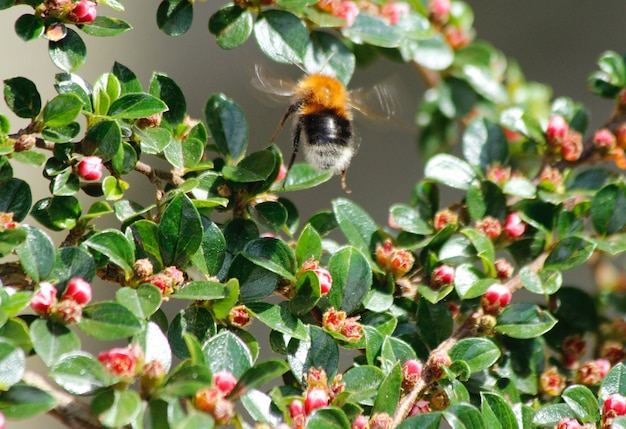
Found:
301,109 -> 352,146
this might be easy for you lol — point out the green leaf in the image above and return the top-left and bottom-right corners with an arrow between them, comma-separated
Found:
562,385 -> 599,424
0,179 -> 30,222
332,198 -> 379,256
30,319 -> 80,367
158,193 -> 203,267
230,359 -> 289,399
307,408 -> 352,429
304,31 -> 355,85
108,93 -> 168,119
328,246 -> 372,314
495,303 -> 557,339
411,35 -> 454,71
112,62 -> 142,94
0,384 -> 56,419
82,119 -> 122,162
532,404 -> 574,428
3,77 -> 41,118
84,229 -> 135,274
202,330 -> 253,377
80,16 -> 132,37
296,223 -> 322,265
519,266 -> 562,295
591,183 -> 626,235
254,10 -> 308,64
137,321 -> 172,372
168,306 -> 216,360
425,154 -> 477,190
416,300 -> 453,350
480,392 -> 518,429
15,14 -> 44,41
42,122 -> 81,143
600,363 -> 626,399
398,413 -> 443,429
93,389 -> 142,428
50,352 -> 111,395
209,5 -> 253,50
289,270 -> 321,315
343,365 -> 385,406
48,246 -> 96,287
78,301 -> 143,340
224,149 -> 276,183
115,284 -> 162,319
242,237 -> 297,281
544,236 -> 596,270
170,280 -> 226,300
372,362 -> 402,415
0,339 -> 25,390
229,255 -> 280,303
241,389 -> 282,428
389,204 -> 433,235
157,0 -> 193,36
248,301 -> 308,340
278,162 -> 333,191
15,225 -> 55,283
449,338 -> 501,374
287,325 -> 338,383
205,93 -> 248,162
54,72 -> 92,112
102,176 -> 129,200
160,363 -> 213,397
48,28 -> 86,72
462,117 -> 509,170
149,73 -> 186,126
342,14 -> 402,48
445,403 -> 487,429
0,227 -> 27,258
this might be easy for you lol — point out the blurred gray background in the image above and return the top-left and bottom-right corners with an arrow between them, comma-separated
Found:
1,1 -> 625,428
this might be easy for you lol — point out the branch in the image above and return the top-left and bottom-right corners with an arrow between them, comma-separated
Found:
391,251 -> 549,427
22,370 -> 105,429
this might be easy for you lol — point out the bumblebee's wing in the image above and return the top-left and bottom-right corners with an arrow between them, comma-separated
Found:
252,64 -> 297,98
349,79 -> 397,120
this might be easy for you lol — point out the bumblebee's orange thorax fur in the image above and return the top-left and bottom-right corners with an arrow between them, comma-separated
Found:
296,74 -> 350,117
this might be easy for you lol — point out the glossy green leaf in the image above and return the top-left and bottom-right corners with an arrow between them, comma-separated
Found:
170,281 -> 226,301
50,352 -> 111,395
242,237 -> 297,281
84,229 -> 135,274
115,284 -> 162,319
600,363 -> 626,399
343,365 -> 385,406
398,412 -> 443,429
224,149 -> 276,183
209,5 -> 253,50
389,204 -> 433,235
78,301 -> 143,340
202,330 -> 253,377
15,14 -> 44,41
445,403 -> 487,429
168,306 -> 216,360
229,255 -> 280,303
54,72 -> 92,112
519,266 -> 562,295
108,93 -> 168,119
328,246 -> 371,314
149,72 -> 186,125
247,301 -> 308,340
412,35 -> 455,71
112,62 -> 142,94
241,389 -> 282,428
3,77 -> 41,118
0,384 -> 56,419
158,193 -> 203,267
342,14 -> 402,48
205,93 -> 247,162
296,224 -> 322,266
544,236 -> 596,270
48,28 -> 86,72
591,183 -> 626,235
254,10 -> 308,64
287,325 -> 338,383
278,162 -> 333,191
30,319 -> 80,367
307,408 -> 352,429
372,362 -> 402,415
230,359 -> 289,399
304,31 -> 355,85
48,245 -> 96,287
160,363 -> 213,397
289,270 -> 321,315
332,197 -> 379,256
416,300 -> 453,350
425,154 -> 477,190
15,225 -> 54,283
531,403 -> 574,428
82,119 -> 122,162
449,338 -> 501,374
80,16 -> 132,37
462,117 -> 509,170
102,176 -> 129,200
137,321 -> 172,372
93,389 -> 142,428
495,303 -> 557,339
42,122 -> 81,143
157,0 -> 193,36
0,338 -> 25,390
562,385 -> 599,423
480,392 -> 518,429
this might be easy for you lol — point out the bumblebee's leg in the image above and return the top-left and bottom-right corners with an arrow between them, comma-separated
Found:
340,169 -> 351,194
271,101 -> 302,142
282,121 -> 302,190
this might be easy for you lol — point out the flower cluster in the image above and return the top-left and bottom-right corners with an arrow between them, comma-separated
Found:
299,258 -> 333,295
375,239 -> 415,278
30,278 -> 92,324
140,265 -> 185,296
322,307 -> 363,341
315,0 -> 410,27
194,371 -> 238,425
98,343 -> 144,379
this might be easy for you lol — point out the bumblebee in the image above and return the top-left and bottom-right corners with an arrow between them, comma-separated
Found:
255,65 -> 395,193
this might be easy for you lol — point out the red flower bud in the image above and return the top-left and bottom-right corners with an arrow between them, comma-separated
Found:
195,386 -> 234,425
562,130 -> 583,161
475,216 -> 502,240
380,1 -> 410,25
540,366 -> 565,396
408,400 -> 430,416
334,1 -> 359,27
388,249 -> 415,278
402,359 -> 423,390
603,393 -> 626,428
375,239 -> 394,268
228,305 -> 252,328
289,398 -> 304,418
428,0 -> 450,24
557,418 -> 582,429
214,370 -> 237,395
504,212 -> 526,239
146,273 -> 172,296
322,307 -> 346,332
433,208 -> 458,231
162,266 -> 184,289
77,156 -> 103,181
0,213 -> 18,230
546,115 -> 569,147
313,267 -> 333,295
98,344 -> 142,378
494,258 -> 514,280
304,388 -> 329,414
481,284 -> 512,315
62,277 -> 92,305
352,414 -> 369,429
69,0 -> 97,24
594,128 -> 617,152
30,282 -> 58,315
430,264 -> 455,289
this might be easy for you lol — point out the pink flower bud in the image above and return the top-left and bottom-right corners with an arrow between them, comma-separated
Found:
494,258 -> 514,280
289,398 -> 304,418
14,134 -> 36,152
540,366 -> 565,396
352,414 -> 368,429
77,156 -> 103,181
402,359 -> 423,378
604,393 -> 626,417
380,1 -> 410,25
30,282 -> 58,315
475,216 -> 502,240
62,277 -> 92,305
69,0 -> 97,24
504,212 -> 526,239
408,400 -> 430,416
146,273 -> 172,296
228,305 -> 252,328
133,258 -> 154,279
304,388 -> 329,415
194,386 -> 235,425
428,0 -> 450,23
162,266 -> 184,288
481,284 -> 512,315
557,418 -> 582,429
334,1 -> 359,27
546,115 -> 569,147
375,239 -> 394,268
388,249 -> 415,278
562,131 -> 583,162
313,267 -> 333,295
594,128 -> 617,151
433,208 -> 458,231
430,264 -> 455,289
98,344 -> 142,378
214,370 -> 237,396
275,163 -> 287,183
